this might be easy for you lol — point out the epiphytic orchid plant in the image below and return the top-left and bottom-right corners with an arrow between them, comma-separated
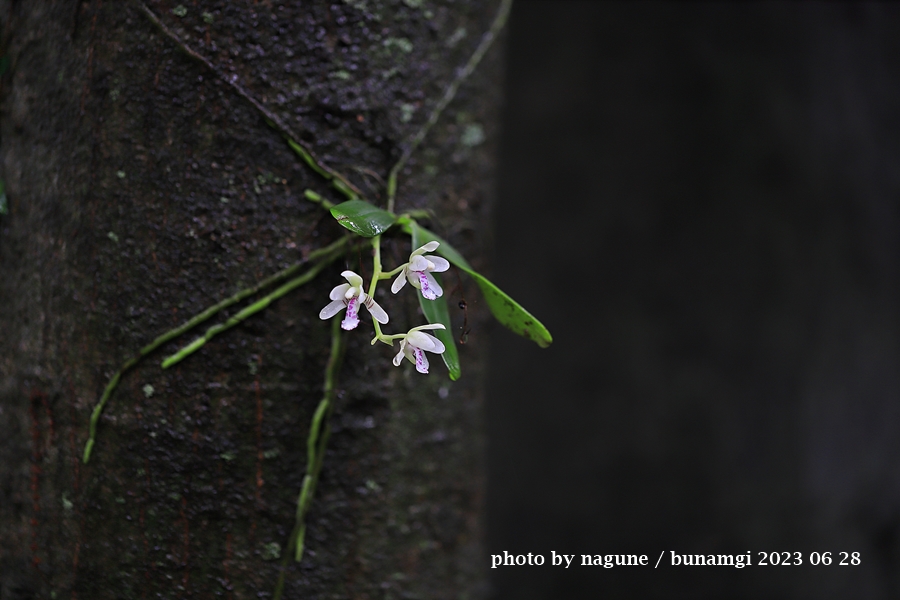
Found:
317,202 -> 552,380
82,0 -> 547,594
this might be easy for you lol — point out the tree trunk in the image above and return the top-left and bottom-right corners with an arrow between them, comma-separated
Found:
0,0 -> 503,597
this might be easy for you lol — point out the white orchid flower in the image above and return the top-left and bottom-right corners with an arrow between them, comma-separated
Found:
390,241 -> 450,300
319,270 -> 389,331
392,323 -> 446,374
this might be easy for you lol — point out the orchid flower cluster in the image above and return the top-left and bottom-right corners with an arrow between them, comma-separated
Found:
318,241 -> 451,374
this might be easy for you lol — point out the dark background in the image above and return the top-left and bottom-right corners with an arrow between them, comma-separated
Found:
488,3 -> 900,599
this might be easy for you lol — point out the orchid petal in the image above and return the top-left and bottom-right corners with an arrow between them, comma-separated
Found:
391,269 -> 408,294
425,255 -> 450,272
407,330 -> 437,352
319,299 -> 346,320
393,347 -> 405,366
341,296 -> 360,330
411,241 -> 440,257
413,347 -> 429,373
341,270 -> 364,289
420,333 -> 445,354
403,342 -> 416,364
419,272 -> 442,299
329,283 -> 351,301
424,271 -> 443,296
365,297 -> 390,324
409,255 -> 431,272
417,272 -> 436,300
411,323 -> 446,332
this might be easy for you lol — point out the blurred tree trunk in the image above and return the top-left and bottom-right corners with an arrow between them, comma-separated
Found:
0,0 -> 503,597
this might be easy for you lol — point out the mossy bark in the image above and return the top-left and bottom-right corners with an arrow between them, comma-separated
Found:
0,1 -> 503,597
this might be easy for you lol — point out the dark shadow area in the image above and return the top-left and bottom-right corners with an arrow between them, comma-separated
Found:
488,2 -> 900,598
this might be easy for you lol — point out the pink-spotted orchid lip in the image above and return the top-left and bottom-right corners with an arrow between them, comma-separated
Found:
319,270 -> 389,330
390,241 -> 450,300
391,323 -> 446,374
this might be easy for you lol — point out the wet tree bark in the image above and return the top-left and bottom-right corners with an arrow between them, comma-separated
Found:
0,0 -> 503,597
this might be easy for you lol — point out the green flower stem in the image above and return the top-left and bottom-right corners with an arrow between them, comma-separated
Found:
378,264 -> 407,280
160,241 -> 348,369
371,333 -> 405,346
365,236 -> 401,346
82,236 -> 351,464
273,318 -> 345,600
371,321 -> 386,343
367,236 -> 388,344
386,0 -> 513,212
367,235 -> 384,298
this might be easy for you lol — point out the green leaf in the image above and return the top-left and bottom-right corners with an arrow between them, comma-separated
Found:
410,226 -> 461,380
467,270 -> 553,347
416,277 -> 461,381
405,221 -> 553,348
0,179 -> 7,215
330,199 -> 396,237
